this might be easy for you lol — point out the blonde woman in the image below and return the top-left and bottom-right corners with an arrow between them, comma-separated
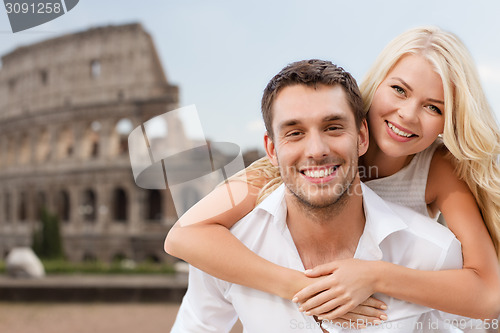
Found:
165,26 -> 500,323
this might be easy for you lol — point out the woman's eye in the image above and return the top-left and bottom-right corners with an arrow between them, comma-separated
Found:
428,105 -> 443,115
392,85 -> 406,96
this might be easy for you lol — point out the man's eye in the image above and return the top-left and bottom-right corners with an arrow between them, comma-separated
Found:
326,126 -> 340,131
286,131 -> 302,137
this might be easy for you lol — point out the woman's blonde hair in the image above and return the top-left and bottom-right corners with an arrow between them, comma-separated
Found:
361,26 -> 500,258
238,26 -> 500,258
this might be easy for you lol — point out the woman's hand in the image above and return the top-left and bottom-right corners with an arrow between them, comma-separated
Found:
320,297 -> 388,328
293,259 -> 383,320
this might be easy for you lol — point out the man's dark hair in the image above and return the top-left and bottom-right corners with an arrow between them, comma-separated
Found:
261,59 -> 364,139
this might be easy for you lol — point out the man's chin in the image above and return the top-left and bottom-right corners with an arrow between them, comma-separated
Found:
290,190 -> 343,208
287,181 -> 353,208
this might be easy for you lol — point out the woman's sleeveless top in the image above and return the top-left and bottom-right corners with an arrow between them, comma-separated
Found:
365,140 -> 442,220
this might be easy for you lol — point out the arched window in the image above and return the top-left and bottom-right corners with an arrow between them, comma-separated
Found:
19,134 -> 30,165
113,188 -> 127,222
36,129 -> 50,163
4,192 -> 11,222
81,189 -> 96,222
7,137 -> 16,166
146,190 -> 162,221
82,122 -> 100,159
57,190 -> 70,222
40,69 -> 48,85
90,59 -> 101,78
57,127 -> 74,159
113,118 -> 133,156
19,191 -> 27,222
35,192 -> 46,220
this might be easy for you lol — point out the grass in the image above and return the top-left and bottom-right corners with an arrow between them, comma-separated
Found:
0,259 -> 176,275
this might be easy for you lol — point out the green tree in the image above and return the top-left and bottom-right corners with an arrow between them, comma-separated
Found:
33,208 -> 64,259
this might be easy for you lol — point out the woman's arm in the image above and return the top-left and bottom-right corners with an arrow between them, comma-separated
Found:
295,150 -> 500,320
164,177 -> 312,299
165,169 -> 388,322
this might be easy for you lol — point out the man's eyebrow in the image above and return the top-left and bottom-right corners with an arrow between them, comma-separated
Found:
323,115 -> 347,122
277,114 -> 348,132
277,119 -> 300,132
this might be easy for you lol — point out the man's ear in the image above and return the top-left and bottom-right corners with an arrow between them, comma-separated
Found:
358,119 -> 369,157
264,132 -> 279,166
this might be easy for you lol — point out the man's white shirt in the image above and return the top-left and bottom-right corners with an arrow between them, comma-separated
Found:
171,183 -> 464,332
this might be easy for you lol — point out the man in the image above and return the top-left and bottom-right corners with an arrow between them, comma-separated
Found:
171,60 -> 463,332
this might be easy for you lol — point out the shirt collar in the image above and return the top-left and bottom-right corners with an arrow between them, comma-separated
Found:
355,182 -> 408,260
254,182 -> 409,260
254,184 -> 288,232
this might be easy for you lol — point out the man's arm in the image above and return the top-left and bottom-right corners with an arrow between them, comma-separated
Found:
171,266 -> 238,333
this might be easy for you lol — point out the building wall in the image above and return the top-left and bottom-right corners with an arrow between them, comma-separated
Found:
0,23 -> 183,263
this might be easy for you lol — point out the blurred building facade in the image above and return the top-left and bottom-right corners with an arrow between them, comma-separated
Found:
0,23 -> 186,263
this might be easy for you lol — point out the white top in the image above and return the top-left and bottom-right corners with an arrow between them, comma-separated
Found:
365,139 -> 442,219
171,183 -> 463,333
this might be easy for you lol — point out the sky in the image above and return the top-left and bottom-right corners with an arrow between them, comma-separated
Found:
0,0 -> 499,152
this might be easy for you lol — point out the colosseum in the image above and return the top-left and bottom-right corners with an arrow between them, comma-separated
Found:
0,23 -> 210,263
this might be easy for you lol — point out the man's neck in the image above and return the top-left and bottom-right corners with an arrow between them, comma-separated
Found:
285,178 -> 366,270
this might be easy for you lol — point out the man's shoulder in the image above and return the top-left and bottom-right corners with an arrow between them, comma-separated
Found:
230,184 -> 286,238
361,182 -> 457,251
384,200 -> 456,248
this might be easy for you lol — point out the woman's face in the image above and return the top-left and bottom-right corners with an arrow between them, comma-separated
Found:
368,54 -> 445,158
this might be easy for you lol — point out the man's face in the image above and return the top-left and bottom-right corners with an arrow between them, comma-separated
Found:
265,84 -> 368,208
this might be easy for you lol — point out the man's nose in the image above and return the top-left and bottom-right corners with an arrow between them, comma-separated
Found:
305,131 -> 329,159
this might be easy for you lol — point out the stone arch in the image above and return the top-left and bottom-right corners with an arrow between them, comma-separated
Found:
4,192 -> 11,222
112,187 -> 127,222
18,133 -> 30,165
57,190 -> 70,222
18,191 -> 27,222
40,69 -> 48,85
145,190 -> 162,221
0,135 -> 4,169
34,191 -> 47,220
57,126 -> 74,159
6,136 -> 16,166
110,118 -> 133,156
36,128 -> 50,163
82,121 -> 101,159
90,59 -> 101,78
81,189 -> 96,222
